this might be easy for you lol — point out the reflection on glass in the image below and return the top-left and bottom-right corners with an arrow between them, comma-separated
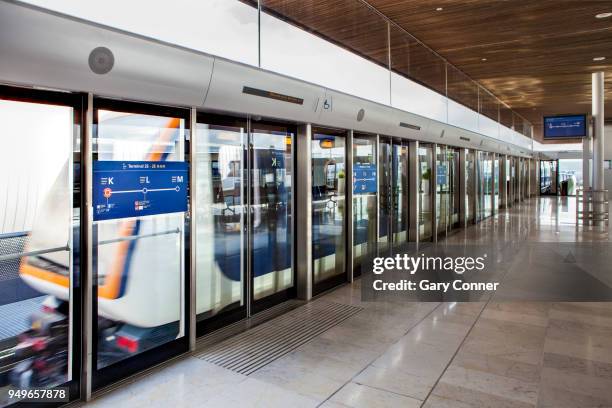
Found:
0,100 -> 74,397
466,149 -> 475,223
94,110 -> 185,368
251,125 -> 293,300
352,134 -> 376,276
558,159 -> 582,196
482,152 -> 492,219
312,130 -> 346,289
540,160 -> 558,195
418,145 -> 433,240
436,146 -> 449,234
494,156 -> 500,210
195,122 -> 245,323
378,139 -> 391,253
392,142 -> 409,246
450,148 -> 460,227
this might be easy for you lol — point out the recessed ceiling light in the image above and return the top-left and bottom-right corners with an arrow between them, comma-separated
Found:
436,7 -> 443,11
595,12 -> 612,19
593,56 -> 606,61
481,58 -> 487,62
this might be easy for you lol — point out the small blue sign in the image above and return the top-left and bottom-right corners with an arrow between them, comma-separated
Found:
437,164 -> 447,185
353,163 -> 377,194
543,115 -> 586,138
93,161 -> 188,221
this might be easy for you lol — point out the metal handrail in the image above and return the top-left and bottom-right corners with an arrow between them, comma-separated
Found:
0,245 -> 69,262
98,228 -> 180,246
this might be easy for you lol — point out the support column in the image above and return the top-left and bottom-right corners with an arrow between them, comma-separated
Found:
346,131 -> 354,282
408,141 -> 419,242
296,124 -> 312,300
189,107 -> 197,352
592,72 -> 605,226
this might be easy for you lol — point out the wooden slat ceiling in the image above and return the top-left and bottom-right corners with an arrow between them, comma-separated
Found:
261,0 -> 612,142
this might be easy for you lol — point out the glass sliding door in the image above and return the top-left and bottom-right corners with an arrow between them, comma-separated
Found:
506,158 -> 512,206
436,145 -> 449,236
195,115 -> 295,332
483,152 -> 493,219
91,100 -> 189,389
352,133 -> 376,278
195,115 -> 247,333
378,138 -> 391,254
449,148 -> 461,228
540,160 -> 558,196
418,144 -> 433,241
466,149 -> 475,224
392,141 -> 409,248
250,121 -> 295,311
494,155 -> 500,211
0,87 -> 81,405
312,128 -> 346,295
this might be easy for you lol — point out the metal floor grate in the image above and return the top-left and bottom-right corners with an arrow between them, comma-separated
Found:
196,300 -> 362,375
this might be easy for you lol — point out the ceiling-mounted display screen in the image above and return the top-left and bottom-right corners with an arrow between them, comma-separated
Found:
543,114 -> 587,138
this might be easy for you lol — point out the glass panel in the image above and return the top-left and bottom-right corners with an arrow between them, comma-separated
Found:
312,129 -> 346,288
466,150 -> 475,223
483,152 -> 492,219
558,159 -> 580,196
260,0 -> 390,105
450,148 -> 460,227
494,156 -> 500,210
0,99 -> 74,397
378,139 -> 391,253
418,144 -> 433,240
447,65 -> 478,112
93,109 -> 186,369
195,120 -> 245,323
250,124 -> 294,300
390,25 -> 446,95
436,145 -> 449,234
352,133 -> 376,277
392,141 -> 409,247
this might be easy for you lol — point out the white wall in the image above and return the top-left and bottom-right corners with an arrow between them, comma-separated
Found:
19,0 -> 532,150
22,0 -> 259,66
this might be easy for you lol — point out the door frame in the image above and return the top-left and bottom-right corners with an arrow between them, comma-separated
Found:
194,113 -> 298,334
0,84 -> 85,404
90,98 -> 191,391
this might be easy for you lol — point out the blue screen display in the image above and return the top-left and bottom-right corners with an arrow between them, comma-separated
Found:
93,161 -> 189,221
353,163 -> 377,194
543,115 -> 586,138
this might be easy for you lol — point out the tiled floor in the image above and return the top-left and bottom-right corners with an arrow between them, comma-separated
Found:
86,197 -> 612,408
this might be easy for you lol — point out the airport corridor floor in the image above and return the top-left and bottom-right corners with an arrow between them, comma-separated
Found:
85,197 -> 612,408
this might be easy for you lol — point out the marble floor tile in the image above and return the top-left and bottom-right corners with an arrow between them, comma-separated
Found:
328,382 -> 421,408
437,364 -> 539,406
353,364 -> 434,401
203,377 -> 319,408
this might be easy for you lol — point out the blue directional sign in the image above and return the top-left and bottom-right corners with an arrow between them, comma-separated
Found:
543,115 -> 586,138
353,163 -> 377,194
93,161 -> 188,221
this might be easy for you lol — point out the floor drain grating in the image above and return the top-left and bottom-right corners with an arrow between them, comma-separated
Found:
196,300 -> 362,375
